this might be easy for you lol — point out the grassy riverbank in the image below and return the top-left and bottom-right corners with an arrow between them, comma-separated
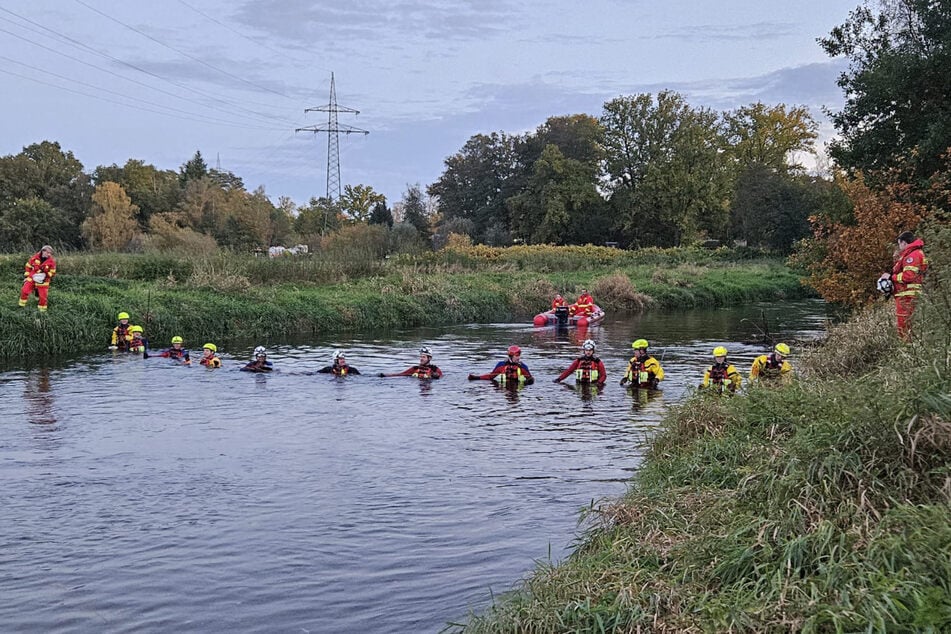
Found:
456,261 -> 951,631
0,246 -> 809,359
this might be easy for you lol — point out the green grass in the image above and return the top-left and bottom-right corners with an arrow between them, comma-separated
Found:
453,277 -> 951,632
0,249 -> 810,360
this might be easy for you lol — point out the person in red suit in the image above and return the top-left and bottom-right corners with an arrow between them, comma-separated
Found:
553,339 -> 606,386
19,245 -> 56,312
551,294 -> 568,310
468,345 -> 534,386
571,288 -> 595,316
879,231 -> 928,340
379,346 -> 443,379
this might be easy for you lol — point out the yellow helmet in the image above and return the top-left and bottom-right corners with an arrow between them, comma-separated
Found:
713,346 -> 728,357
117,312 -> 130,320
171,336 -> 184,344
775,342 -> 790,355
632,339 -> 649,349
129,325 -> 143,333
203,343 -> 217,352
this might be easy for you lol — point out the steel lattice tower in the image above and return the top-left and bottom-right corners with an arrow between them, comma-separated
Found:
296,73 -> 368,202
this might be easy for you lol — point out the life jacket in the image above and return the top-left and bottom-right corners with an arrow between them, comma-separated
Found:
575,357 -> 601,383
625,356 -> 659,387
113,324 -> 131,351
709,363 -> 729,384
200,355 -> 221,368
128,337 -> 147,353
757,354 -> 784,379
412,364 -> 437,379
497,362 -> 528,385
332,363 -> 350,376
163,348 -> 188,360
706,362 -> 738,394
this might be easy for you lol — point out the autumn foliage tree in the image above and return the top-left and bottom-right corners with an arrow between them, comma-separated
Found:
82,181 -> 142,251
797,173 -> 926,305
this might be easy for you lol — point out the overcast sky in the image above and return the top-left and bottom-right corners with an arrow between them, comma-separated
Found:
0,0 -> 857,207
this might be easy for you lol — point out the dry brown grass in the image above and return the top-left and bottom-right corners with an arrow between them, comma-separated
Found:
592,272 -> 654,311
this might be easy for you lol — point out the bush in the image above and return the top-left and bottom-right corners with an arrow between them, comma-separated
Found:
590,272 -> 653,311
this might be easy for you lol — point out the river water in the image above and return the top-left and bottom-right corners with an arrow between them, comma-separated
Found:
0,300 -> 827,633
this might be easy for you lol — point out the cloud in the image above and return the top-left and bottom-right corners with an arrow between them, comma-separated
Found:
652,21 -> 799,42
231,0 -> 519,46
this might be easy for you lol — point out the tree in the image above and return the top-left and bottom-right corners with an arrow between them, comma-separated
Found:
208,168 -> 245,192
0,197 -> 75,252
820,0 -> 951,183
601,92 -> 730,246
517,114 -> 605,167
294,197 -> 341,240
795,172 -> 926,305
268,196 -> 295,246
730,165 -> 821,253
212,186 -> 274,251
428,132 -> 519,240
401,184 -> 431,241
339,184 -> 385,223
93,159 -> 180,226
179,150 -> 209,187
722,102 -> 819,173
82,181 -> 141,251
0,141 -> 91,247
508,144 -> 608,245
368,200 -> 394,228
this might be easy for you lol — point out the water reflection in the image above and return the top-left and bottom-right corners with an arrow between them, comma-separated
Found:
24,367 -> 56,425
560,381 -> 603,402
626,387 -> 663,412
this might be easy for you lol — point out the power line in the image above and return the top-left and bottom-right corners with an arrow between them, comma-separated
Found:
173,0 -> 314,67
0,64 -> 283,131
0,7 -> 297,125
0,23 -> 295,130
73,0 -> 291,99
296,73 -> 369,203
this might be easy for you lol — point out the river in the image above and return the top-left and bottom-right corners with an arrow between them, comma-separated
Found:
0,299 -> 827,633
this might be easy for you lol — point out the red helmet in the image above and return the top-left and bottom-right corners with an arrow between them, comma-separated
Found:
507,345 -> 521,356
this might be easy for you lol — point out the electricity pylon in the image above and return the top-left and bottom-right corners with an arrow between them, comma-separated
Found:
295,72 -> 368,202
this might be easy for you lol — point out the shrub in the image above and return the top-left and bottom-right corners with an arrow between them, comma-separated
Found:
590,272 -> 653,311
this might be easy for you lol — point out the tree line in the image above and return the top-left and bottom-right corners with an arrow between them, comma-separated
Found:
0,144 -> 426,254
0,97 -> 827,256
429,98 -> 839,252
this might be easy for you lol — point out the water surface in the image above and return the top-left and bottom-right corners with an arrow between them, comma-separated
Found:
0,300 -> 827,632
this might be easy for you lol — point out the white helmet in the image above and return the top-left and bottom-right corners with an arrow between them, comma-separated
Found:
876,278 -> 894,294
582,339 -> 596,351
419,346 -> 433,357
332,350 -> 345,362
253,345 -> 266,358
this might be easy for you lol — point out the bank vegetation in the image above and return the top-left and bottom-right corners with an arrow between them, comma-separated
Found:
0,244 -> 807,360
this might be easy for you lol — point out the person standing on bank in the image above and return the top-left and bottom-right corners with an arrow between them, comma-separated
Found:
878,231 -> 928,340
19,245 -> 56,312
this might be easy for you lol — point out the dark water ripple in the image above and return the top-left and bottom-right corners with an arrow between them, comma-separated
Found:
0,300 -> 826,633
